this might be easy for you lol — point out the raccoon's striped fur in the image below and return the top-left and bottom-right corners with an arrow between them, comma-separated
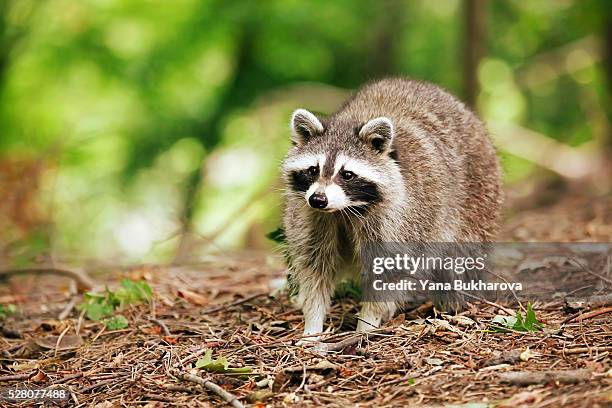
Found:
281,77 -> 502,342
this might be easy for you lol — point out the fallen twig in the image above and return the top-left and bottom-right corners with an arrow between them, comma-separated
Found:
148,317 -> 172,337
175,371 -> 245,408
558,346 -> 612,355
58,298 -> 78,320
567,306 -> 612,323
202,292 -> 267,314
77,378 -> 121,393
52,372 -> 83,384
0,267 -> 95,292
321,335 -> 363,352
460,291 -> 515,315
499,369 -> 591,385
482,350 -> 522,367
0,372 -> 33,382
144,393 -> 176,403
565,294 -> 612,310
568,258 -> 612,285
174,347 -> 210,368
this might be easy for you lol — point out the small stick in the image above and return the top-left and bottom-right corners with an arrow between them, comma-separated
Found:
0,267 -> 95,292
294,363 -> 307,393
1,343 -> 24,356
163,383 -> 196,393
202,292 -> 267,314
321,335 -> 363,352
144,393 -> 175,403
568,306 -> 612,323
561,311 -> 583,325
175,371 -> 245,408
460,291 -> 515,315
52,372 -> 83,384
568,258 -> 612,284
55,326 -> 70,357
77,378 -> 118,393
75,309 -> 85,336
566,293 -> 612,309
58,298 -> 78,320
499,369 -> 591,385
481,270 -> 525,312
0,372 -> 33,381
148,317 -> 172,337
174,347 -> 210,368
558,346 -> 612,355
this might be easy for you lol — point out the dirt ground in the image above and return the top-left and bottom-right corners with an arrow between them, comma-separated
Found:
0,189 -> 611,407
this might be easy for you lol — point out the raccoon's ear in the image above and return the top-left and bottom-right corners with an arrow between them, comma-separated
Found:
359,117 -> 395,153
290,109 -> 324,145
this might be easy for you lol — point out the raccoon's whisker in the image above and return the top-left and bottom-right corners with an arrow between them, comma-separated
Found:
344,205 -> 366,223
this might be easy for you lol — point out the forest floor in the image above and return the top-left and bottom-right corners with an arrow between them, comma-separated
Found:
0,188 -> 611,407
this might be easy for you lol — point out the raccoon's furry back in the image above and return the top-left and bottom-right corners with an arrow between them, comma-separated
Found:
330,77 -> 503,242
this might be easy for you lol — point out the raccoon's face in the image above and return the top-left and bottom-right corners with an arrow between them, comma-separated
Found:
282,109 -> 397,213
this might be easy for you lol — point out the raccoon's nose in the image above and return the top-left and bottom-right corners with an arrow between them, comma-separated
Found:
308,192 -> 328,209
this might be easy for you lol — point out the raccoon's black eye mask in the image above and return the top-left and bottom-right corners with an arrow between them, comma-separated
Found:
290,168 -> 317,193
336,176 -> 381,206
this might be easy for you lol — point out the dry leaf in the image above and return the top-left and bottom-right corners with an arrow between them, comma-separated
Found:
163,336 -> 178,344
30,369 -> 48,383
425,357 -> 444,366
142,326 -> 162,335
93,402 -> 118,408
111,352 -> 124,368
177,289 -> 208,306
12,362 -> 37,371
340,368 -> 354,377
386,313 -> 406,327
498,390 -> 541,407
34,335 -> 83,350
520,348 -> 535,362
448,315 -> 476,327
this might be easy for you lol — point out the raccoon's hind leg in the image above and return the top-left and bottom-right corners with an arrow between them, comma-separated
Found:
357,301 -> 396,332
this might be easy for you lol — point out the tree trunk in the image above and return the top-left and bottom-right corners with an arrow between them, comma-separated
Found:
464,0 -> 487,109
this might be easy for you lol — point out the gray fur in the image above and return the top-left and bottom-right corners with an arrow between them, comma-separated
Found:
281,77 -> 503,341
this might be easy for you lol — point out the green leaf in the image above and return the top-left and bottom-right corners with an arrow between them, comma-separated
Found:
104,315 -> 129,330
195,349 -> 213,368
521,302 -> 543,332
490,303 -> 543,333
195,349 -> 251,374
266,228 -> 286,244
490,314 -> 516,331
0,304 -> 16,320
513,310 -> 525,330
78,280 -> 152,322
86,302 -> 114,321
333,280 -> 362,300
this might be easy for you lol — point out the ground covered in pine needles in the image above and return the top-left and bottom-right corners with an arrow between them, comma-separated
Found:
0,190 -> 611,407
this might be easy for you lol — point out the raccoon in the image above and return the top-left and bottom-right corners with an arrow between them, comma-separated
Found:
281,77 -> 502,343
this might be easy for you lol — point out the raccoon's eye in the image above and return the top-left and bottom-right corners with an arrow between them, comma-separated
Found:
307,166 -> 319,177
341,170 -> 355,181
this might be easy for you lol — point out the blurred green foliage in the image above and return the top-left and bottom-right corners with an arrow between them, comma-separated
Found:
78,279 -> 152,321
0,0 -> 609,263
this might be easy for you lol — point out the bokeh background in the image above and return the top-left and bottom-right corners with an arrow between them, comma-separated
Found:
0,0 -> 610,267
